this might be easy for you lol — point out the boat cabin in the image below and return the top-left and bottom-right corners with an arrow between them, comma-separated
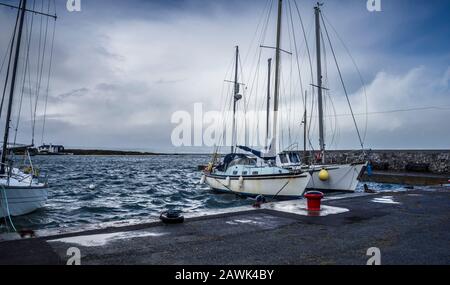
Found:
276,151 -> 302,168
215,153 -> 289,176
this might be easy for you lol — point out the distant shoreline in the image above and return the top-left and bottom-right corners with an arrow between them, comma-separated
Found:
38,149 -> 212,156
32,148 -> 450,156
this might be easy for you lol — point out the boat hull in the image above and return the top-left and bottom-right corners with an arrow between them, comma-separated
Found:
0,187 -> 48,217
205,172 -> 311,198
306,163 -> 366,192
0,168 -> 48,218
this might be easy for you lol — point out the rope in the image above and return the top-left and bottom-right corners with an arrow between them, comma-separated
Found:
13,12 -> 33,145
1,185 -> 17,232
320,12 -> 365,150
0,33 -> 14,76
32,0 -> 52,146
322,13 -> 369,145
0,4 -> 21,121
292,0 -> 316,153
40,4 -> 56,145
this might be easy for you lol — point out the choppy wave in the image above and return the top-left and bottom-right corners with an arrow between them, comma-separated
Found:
1,155 -> 407,231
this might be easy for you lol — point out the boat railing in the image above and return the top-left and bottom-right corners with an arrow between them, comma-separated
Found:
0,158 -> 44,187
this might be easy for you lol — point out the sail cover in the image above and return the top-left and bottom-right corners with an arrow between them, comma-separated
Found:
237,145 -> 276,160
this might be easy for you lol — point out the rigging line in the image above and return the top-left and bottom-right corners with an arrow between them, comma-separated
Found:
322,13 -> 369,145
32,0 -> 44,144
244,0 -> 273,114
28,0 -> 36,124
242,0 -> 272,67
292,1 -> 314,100
306,19 -> 316,150
245,47 -> 263,113
32,0 -> 51,145
320,12 -> 364,150
284,2 -> 291,146
33,0 -> 46,126
320,106 -> 450,118
41,7 -> 56,145
252,51 -> 261,147
0,5 -> 21,121
27,0 -> 37,138
218,54 -> 237,149
0,35 -> 14,76
320,27 -> 338,148
287,0 -> 305,105
13,12 -> 32,145
219,48 -> 242,150
288,3 -> 305,145
216,53 -> 235,149
293,0 -> 316,151
237,51 -> 249,146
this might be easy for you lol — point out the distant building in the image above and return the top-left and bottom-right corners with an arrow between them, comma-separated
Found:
38,144 -> 65,154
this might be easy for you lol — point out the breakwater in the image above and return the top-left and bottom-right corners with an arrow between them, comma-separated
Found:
299,150 -> 450,174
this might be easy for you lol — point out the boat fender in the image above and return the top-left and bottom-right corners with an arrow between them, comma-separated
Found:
23,167 -> 40,177
160,210 -> 185,224
225,176 -> 231,186
238,176 -> 244,188
253,195 -> 267,208
205,163 -> 213,173
319,169 -> 329,181
18,230 -> 36,239
200,175 -> 206,184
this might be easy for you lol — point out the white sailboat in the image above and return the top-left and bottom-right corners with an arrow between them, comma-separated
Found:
0,0 -> 54,218
204,0 -> 311,198
276,3 -> 367,192
278,152 -> 366,192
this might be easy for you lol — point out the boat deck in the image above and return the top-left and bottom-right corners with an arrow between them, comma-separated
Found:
0,187 -> 449,265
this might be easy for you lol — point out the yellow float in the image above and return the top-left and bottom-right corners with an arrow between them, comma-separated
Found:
318,169 -> 329,181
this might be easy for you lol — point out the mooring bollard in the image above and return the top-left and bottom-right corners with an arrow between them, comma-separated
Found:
304,191 -> 324,211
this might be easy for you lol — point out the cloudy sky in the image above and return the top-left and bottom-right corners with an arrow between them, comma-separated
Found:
0,0 -> 449,152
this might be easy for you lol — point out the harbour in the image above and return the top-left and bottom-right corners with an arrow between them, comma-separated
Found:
0,0 -> 449,271
1,153 -> 448,232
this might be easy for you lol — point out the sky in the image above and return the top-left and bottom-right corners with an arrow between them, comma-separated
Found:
0,0 -> 449,152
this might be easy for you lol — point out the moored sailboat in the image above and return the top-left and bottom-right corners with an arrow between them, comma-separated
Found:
276,3 -> 367,192
0,0 -> 55,218
203,0 -> 311,198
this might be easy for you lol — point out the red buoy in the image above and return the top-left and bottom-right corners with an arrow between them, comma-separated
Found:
304,191 -> 324,211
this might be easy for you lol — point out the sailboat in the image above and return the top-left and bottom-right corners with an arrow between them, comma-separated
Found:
203,0 -> 312,199
276,3 -> 367,192
0,0 -> 55,218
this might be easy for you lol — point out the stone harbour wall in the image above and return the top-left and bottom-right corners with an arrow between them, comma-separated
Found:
298,150 -> 450,174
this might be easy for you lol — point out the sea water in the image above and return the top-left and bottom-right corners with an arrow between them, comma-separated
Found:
1,155 -> 406,231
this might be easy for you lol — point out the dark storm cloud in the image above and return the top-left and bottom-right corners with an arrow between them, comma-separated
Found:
0,0 -> 449,151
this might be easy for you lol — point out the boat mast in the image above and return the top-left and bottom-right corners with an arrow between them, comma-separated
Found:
231,46 -> 239,153
272,0 -> 283,153
265,58 -> 272,147
303,91 -> 308,162
314,3 -> 325,163
1,0 -> 27,174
